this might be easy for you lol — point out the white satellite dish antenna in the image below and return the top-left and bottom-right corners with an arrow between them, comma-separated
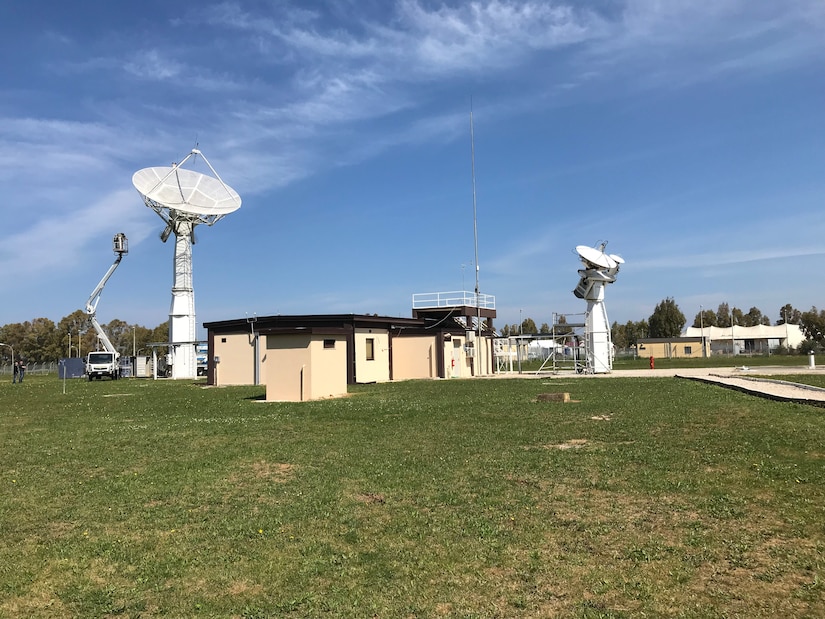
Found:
133,148 -> 241,379
572,242 -> 624,374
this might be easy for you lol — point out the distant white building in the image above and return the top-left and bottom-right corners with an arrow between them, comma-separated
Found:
683,324 -> 804,354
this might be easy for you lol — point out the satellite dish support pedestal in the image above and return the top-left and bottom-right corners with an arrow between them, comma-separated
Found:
133,149 -> 241,380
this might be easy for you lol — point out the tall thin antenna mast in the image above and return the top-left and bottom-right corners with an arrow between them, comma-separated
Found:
470,103 -> 480,300
470,101 -> 482,372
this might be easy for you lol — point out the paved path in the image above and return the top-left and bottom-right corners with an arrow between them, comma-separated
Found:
532,365 -> 825,407
676,373 -> 825,407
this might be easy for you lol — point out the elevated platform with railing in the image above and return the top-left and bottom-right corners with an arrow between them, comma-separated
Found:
412,291 -> 497,320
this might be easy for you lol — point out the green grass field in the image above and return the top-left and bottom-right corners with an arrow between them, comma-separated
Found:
2,374 -> 824,617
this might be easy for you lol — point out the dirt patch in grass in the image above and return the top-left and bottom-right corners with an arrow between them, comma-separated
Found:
0,587 -> 69,618
223,460 -> 296,486
46,521 -> 76,539
545,439 -> 588,450
355,492 -> 386,505
228,579 -> 264,596
249,460 -> 296,482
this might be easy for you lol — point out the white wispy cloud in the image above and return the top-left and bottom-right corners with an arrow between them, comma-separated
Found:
0,188 -> 153,282
0,0 -> 821,325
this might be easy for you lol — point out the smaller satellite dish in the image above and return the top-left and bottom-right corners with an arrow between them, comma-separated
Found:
576,245 -> 617,270
132,166 -> 241,216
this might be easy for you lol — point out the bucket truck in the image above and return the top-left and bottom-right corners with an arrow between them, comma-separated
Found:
85,233 -> 128,380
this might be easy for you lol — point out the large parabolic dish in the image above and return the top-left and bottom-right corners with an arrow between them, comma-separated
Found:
132,162 -> 241,221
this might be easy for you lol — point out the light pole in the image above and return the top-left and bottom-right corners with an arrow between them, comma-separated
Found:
0,343 -> 14,376
700,305 -> 705,358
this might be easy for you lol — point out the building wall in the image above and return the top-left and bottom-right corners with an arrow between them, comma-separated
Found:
307,335 -> 348,399
213,332 -> 257,385
638,340 -> 706,359
265,334 -> 310,401
264,334 -> 347,401
354,328 -> 390,383
392,336 -> 436,380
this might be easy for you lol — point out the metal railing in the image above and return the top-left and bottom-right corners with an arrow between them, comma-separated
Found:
412,291 -> 496,310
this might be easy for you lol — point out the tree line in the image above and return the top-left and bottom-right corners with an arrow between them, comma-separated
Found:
3,300 -> 825,365
0,310 -> 167,364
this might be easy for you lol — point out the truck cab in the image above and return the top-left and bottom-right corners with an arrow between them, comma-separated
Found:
86,351 -> 119,380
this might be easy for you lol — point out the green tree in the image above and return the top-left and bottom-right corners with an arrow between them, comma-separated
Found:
692,308 -> 717,328
778,304 -> 802,325
23,317 -> 61,363
554,315 -> 573,336
742,306 -> 765,327
150,322 -> 167,341
0,322 -> 25,362
520,318 -> 537,335
630,320 -> 649,342
611,322 -> 628,349
539,323 -> 550,334
57,310 -> 90,357
716,303 -> 731,328
649,298 -> 686,338
104,319 -> 134,356
800,307 -> 825,346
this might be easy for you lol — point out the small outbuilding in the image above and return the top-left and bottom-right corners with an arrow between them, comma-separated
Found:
637,336 -> 709,359
204,294 -> 497,401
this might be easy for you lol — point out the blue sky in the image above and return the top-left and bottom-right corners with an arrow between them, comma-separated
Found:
1,0 -> 823,336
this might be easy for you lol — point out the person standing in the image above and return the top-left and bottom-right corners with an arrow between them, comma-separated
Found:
18,360 -> 25,383
12,361 -> 18,383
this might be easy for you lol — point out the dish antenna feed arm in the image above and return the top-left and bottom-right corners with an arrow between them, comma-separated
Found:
85,233 -> 128,354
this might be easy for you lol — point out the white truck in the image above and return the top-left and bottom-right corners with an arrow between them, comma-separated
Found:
84,233 -> 128,381
85,350 -> 120,381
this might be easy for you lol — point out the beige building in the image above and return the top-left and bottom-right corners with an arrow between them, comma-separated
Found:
637,337 -> 709,359
204,304 -> 497,401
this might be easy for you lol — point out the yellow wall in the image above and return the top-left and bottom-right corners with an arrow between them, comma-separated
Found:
264,334 -> 347,401
265,334 -> 310,401
354,328 -> 390,383
638,340 -> 707,359
392,336 -> 435,380
307,336 -> 347,399
213,332 -> 258,385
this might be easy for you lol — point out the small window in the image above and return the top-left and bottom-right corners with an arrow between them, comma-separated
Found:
366,338 -> 375,361
684,346 -> 692,355
221,337 -> 227,343
324,339 -> 336,349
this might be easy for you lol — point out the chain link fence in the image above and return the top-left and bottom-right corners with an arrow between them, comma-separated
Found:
0,362 -> 59,377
